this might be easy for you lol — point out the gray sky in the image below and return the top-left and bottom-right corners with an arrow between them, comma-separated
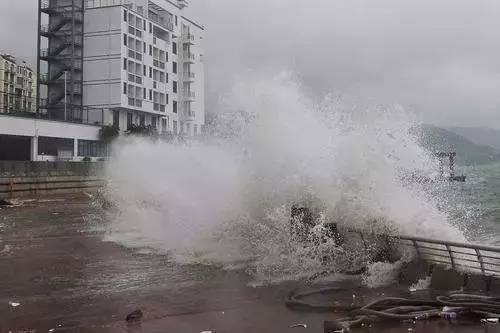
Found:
4,0 -> 500,128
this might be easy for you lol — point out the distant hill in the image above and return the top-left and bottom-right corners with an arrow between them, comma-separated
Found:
448,126 -> 500,150
411,124 -> 500,166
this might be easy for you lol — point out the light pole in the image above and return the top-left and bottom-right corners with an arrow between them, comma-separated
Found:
64,70 -> 67,121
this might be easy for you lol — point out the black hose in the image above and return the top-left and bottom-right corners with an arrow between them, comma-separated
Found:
287,288 -> 500,330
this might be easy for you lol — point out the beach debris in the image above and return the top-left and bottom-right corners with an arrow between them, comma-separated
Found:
481,318 -> 500,324
8,301 -> 20,307
126,309 -> 143,322
440,312 -> 457,320
0,199 -> 13,206
290,323 -> 307,328
409,288 -> 417,292
324,320 -> 347,333
48,329 -> 55,332
200,331 -> 216,333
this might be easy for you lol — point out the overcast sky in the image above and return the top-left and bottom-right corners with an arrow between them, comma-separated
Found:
3,0 -> 500,128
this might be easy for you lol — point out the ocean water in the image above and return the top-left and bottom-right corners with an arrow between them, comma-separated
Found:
453,163 -> 500,245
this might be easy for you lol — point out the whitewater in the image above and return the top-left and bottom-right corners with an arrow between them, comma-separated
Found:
102,73 -> 469,284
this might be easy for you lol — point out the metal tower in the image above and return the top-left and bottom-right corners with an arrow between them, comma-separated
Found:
37,0 -> 84,121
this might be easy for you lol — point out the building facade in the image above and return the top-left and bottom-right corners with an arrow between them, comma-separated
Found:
0,0 -> 205,162
0,55 -> 36,114
38,0 -> 205,138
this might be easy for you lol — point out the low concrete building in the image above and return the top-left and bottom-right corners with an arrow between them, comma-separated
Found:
0,113 -> 103,162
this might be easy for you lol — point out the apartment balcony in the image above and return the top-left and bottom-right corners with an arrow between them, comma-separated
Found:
182,33 -> 195,45
182,72 -> 195,82
148,13 -> 174,32
183,91 -> 195,101
183,52 -> 195,64
183,110 -> 196,121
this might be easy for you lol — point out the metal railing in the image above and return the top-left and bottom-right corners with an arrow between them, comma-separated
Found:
396,235 -> 500,276
183,72 -> 195,80
148,14 -> 174,32
346,228 -> 500,277
184,53 -> 195,61
182,33 -> 195,43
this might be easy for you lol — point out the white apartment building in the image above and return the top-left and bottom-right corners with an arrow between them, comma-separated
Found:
0,0 -> 205,162
83,0 -> 205,136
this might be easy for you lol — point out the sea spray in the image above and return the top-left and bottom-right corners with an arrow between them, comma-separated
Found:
103,72 -> 466,284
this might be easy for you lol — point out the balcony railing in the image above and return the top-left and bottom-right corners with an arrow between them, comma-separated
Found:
185,53 -> 195,61
182,72 -> 195,81
148,13 -> 174,32
182,33 -> 195,44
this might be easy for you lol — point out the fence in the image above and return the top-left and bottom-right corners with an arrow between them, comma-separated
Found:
346,229 -> 500,277
0,92 -> 105,126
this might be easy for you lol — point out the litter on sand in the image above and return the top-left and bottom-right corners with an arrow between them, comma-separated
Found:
8,301 -> 20,307
290,323 -> 307,328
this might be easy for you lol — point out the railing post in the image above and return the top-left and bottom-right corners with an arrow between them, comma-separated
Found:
475,249 -> 486,275
446,245 -> 455,269
412,240 -> 421,258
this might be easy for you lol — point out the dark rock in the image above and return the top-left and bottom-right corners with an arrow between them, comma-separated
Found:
430,265 -> 465,291
126,309 -> 143,322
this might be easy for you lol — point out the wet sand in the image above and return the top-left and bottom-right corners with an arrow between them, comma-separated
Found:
0,196 -> 498,332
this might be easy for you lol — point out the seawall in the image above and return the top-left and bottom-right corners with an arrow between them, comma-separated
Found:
0,161 -> 105,199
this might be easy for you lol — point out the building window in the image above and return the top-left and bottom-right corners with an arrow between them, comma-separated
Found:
113,110 -> 120,129
149,67 -> 152,78
173,61 -> 177,74
149,45 -> 152,56
175,16 -> 178,26
172,42 -> 177,55
123,34 -> 127,46
173,81 -> 177,93
123,82 -> 127,94
149,89 -> 152,100
78,140 -> 107,157
152,116 -> 157,128
124,10 -> 127,22
127,112 -> 133,129
173,120 -> 178,133
140,115 -> 145,126
143,42 -> 146,53
143,88 -> 146,99
166,52 -> 168,62
173,100 -> 177,113
143,64 -> 146,75
162,118 -> 167,132
149,23 -> 152,33
166,93 -> 169,104
38,137 -> 74,156
123,57 -> 127,70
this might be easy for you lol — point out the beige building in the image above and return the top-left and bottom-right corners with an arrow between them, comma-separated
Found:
0,54 -> 36,114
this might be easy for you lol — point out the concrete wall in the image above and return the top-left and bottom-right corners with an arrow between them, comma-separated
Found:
0,161 -> 104,177
0,161 -> 106,199
0,115 -> 100,140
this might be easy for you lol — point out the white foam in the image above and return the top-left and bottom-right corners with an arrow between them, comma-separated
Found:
102,72 -> 466,284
